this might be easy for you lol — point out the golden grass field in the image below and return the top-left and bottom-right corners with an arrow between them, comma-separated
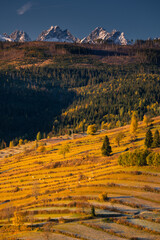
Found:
0,117 -> 160,240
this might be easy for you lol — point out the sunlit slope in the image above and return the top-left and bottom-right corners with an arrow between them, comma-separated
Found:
0,117 -> 160,239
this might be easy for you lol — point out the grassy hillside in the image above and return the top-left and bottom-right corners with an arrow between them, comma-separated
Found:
1,40 -> 160,145
0,116 -> 160,239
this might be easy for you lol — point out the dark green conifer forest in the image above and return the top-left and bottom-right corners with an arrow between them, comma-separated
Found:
0,40 -> 160,146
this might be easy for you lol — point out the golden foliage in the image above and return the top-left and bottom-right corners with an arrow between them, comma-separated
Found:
130,111 -> 138,136
87,124 -> 97,135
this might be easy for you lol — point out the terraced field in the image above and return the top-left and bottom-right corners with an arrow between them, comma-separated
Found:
0,117 -> 160,239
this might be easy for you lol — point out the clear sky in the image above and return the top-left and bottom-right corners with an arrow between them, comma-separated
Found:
0,0 -> 160,41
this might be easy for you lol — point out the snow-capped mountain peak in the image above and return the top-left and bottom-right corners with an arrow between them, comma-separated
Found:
81,27 -> 129,45
10,30 -> 31,42
81,27 -> 108,43
0,26 -> 130,45
37,26 -> 79,43
3,30 -> 31,42
0,34 -> 13,42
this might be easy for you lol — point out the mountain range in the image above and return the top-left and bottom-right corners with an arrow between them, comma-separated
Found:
0,26 -> 131,45
81,27 -> 128,45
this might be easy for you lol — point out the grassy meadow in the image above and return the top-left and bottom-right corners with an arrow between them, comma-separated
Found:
0,116 -> 160,240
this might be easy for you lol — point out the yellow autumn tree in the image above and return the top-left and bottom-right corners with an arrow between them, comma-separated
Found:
130,111 -> 138,139
13,211 -> 24,230
143,115 -> 151,127
19,139 -> 23,145
9,141 -> 14,148
87,124 -> 97,135
114,132 -> 125,146
59,144 -> 70,158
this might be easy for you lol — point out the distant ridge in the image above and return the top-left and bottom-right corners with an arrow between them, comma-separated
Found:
81,27 -> 129,45
1,26 -> 132,45
3,30 -> 31,42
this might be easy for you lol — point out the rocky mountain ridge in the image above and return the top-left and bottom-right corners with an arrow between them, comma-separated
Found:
1,26 -> 131,45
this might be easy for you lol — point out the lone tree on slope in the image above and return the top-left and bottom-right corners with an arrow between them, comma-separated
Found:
145,129 -> 153,148
59,144 -> 70,158
101,135 -> 112,156
130,111 -> 138,139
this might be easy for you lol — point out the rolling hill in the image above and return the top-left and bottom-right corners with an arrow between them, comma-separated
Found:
0,115 -> 160,239
0,40 -> 160,146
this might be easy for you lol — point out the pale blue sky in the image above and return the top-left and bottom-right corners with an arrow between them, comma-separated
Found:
0,0 -> 160,40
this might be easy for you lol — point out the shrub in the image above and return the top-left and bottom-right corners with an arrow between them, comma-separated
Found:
87,124 -> 97,135
118,152 -> 130,166
13,186 -> 20,192
37,146 -> 46,152
153,153 -> 160,166
146,152 -> 160,166
19,139 -> 23,145
99,192 -> 108,201
146,152 -> 155,166
118,149 -> 150,166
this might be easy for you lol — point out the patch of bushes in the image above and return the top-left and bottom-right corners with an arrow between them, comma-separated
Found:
146,152 -> 160,166
37,145 -> 46,152
118,149 -> 151,166
99,192 -> 108,201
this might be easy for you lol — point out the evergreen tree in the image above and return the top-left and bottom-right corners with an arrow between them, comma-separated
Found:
152,130 -> 160,148
91,206 -> 95,217
0,140 -> 6,149
101,135 -> 112,156
145,129 -> 153,148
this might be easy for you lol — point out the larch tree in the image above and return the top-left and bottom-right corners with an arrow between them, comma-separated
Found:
114,132 -> 125,147
87,124 -> 97,135
59,144 -> 70,158
13,211 -> 24,230
36,131 -> 41,141
130,111 -> 138,139
143,115 -> 151,127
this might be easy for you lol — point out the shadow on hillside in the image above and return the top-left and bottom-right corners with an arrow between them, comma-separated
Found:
134,137 -> 145,142
111,196 -> 133,199
0,85 -> 76,143
89,49 -> 128,57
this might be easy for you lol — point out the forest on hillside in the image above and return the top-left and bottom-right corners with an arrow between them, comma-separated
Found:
0,40 -> 160,146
